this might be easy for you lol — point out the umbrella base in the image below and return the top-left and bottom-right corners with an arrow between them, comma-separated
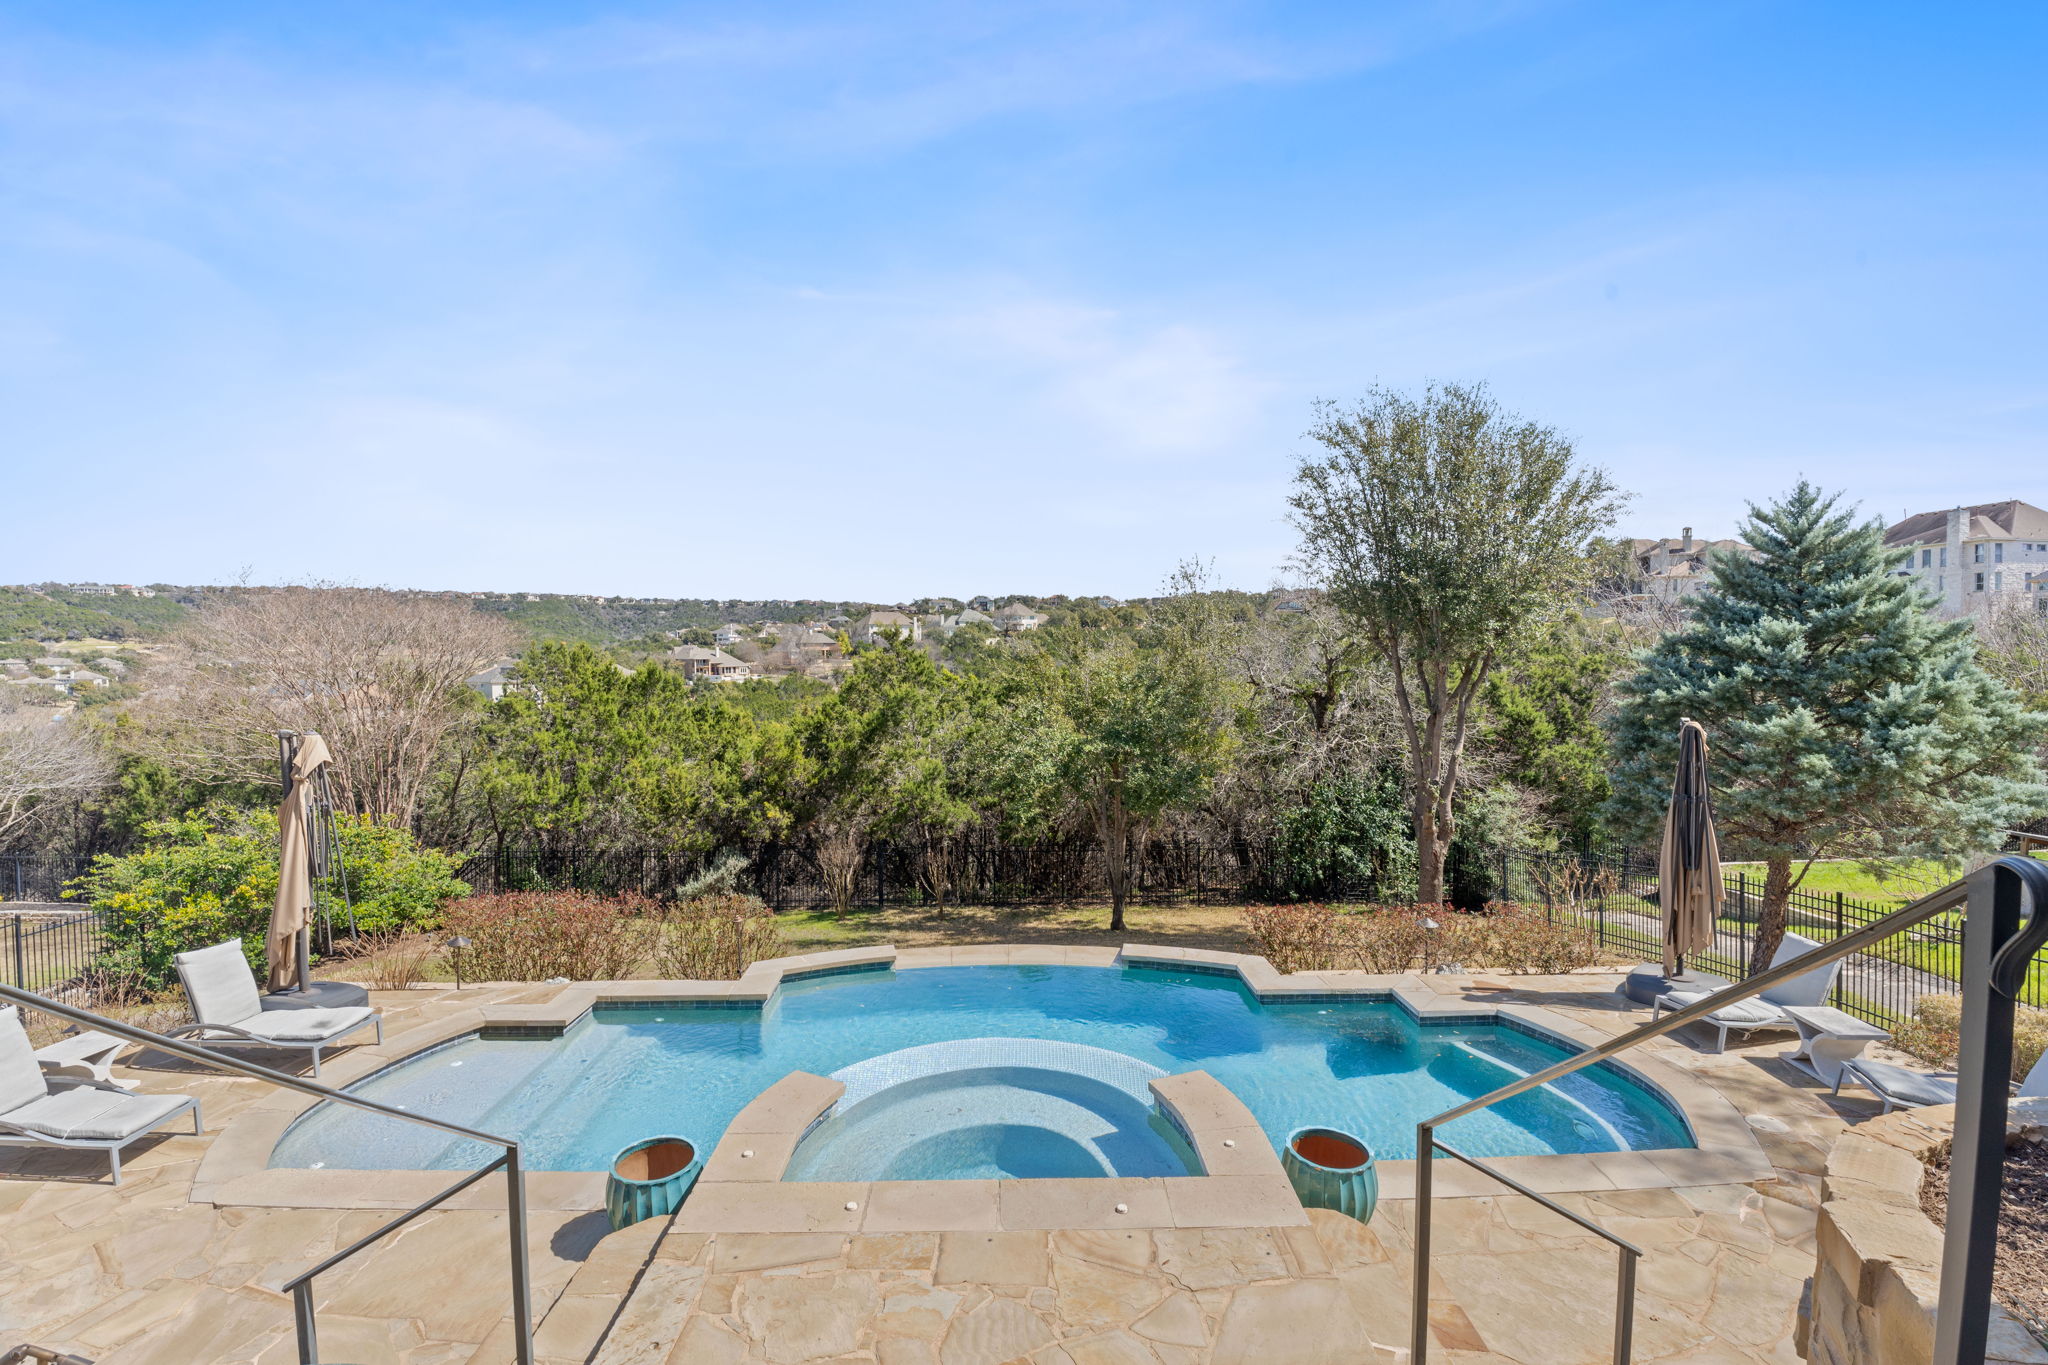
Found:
1620,966 -> 1729,1008
265,980 -> 371,1011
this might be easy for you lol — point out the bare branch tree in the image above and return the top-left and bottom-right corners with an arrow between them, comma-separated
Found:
131,587 -> 517,824
0,717 -> 114,849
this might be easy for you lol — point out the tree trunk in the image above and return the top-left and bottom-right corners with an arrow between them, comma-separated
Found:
1104,802 -> 1130,933
1412,782 -> 1454,905
1750,855 -> 1795,974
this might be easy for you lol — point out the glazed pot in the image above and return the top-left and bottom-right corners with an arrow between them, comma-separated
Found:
604,1136 -> 701,1231
1281,1126 -> 1377,1223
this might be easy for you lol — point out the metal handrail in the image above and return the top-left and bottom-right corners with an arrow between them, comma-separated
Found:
0,981 -> 534,1365
1429,1138 -> 1642,1361
1408,873 -> 1977,1364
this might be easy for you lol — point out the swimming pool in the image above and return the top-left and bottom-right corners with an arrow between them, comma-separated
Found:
269,964 -> 1693,1173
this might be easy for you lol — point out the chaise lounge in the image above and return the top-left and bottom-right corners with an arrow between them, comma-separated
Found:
1834,1048 -> 2048,1114
169,939 -> 382,1078
0,1006 -> 200,1185
1651,932 -> 1843,1052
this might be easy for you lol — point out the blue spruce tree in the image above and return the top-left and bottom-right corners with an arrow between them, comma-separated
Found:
1607,483 -> 2048,972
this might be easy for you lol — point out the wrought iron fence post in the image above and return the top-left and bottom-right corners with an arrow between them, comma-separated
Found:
1843,892 -> 1859,1010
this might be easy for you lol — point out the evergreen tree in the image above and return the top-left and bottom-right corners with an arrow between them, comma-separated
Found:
1607,482 -> 2048,971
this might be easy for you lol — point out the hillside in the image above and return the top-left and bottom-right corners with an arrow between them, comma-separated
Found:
0,586 -> 193,642
470,595 -> 883,645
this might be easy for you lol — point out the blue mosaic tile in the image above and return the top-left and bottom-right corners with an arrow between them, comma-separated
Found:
782,961 -> 892,983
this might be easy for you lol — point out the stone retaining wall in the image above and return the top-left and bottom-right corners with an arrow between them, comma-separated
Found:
1798,1103 -> 2048,1365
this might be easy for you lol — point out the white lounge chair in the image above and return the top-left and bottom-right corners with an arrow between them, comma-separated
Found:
0,1006 -> 200,1185
1834,1048 -> 2048,1114
1651,933 -> 1842,1052
169,939 -> 381,1077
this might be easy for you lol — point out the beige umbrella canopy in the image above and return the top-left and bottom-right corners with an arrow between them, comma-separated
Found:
1659,718 -> 1721,977
267,731 -> 334,991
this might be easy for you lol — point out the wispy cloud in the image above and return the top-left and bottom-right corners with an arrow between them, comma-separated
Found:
949,297 -> 1271,456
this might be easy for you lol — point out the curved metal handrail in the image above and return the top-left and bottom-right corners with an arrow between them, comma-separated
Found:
0,981 -> 534,1365
1407,870 -> 1986,1364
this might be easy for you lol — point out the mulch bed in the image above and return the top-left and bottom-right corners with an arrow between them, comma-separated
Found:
1922,1135 -> 2048,1343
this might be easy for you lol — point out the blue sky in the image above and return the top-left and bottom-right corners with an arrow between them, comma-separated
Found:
3,1 -> 2042,600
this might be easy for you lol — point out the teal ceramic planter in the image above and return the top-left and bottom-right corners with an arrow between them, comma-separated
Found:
1281,1126 -> 1378,1223
605,1136 -> 701,1232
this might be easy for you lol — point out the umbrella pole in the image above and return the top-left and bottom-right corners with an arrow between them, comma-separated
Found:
278,731 -> 312,997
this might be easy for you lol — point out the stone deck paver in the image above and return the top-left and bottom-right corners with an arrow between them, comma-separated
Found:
0,965 -> 1927,1362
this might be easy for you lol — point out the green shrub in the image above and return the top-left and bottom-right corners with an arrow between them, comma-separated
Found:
1268,771 -> 1416,902
654,893 -> 784,980
441,891 -> 653,982
67,810 -> 467,985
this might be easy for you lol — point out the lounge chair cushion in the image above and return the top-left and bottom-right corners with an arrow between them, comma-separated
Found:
1,1087 -> 189,1141
1758,934 -> 1839,1010
224,1005 -> 375,1044
1843,1059 -> 1958,1110
1660,991 -> 1787,1027
176,940 -> 264,1027
0,1007 -> 51,1117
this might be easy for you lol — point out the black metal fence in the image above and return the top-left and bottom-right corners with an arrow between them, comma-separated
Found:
0,854 -> 91,905
1501,848 -> 1973,1028
5,839 -> 2028,1030
455,835 -> 1374,911
0,906 -> 118,995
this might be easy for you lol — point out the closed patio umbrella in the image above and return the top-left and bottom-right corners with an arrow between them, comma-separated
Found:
1659,717 -> 1721,977
267,731 -> 334,991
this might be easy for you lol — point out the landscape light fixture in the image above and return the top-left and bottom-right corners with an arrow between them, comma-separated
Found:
448,935 -> 473,990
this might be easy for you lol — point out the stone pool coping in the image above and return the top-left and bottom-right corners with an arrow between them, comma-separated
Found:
676,1066 -> 1307,1233
189,942 -> 1771,1219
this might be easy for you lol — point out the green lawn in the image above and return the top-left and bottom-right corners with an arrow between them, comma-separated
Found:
1719,859 -> 1956,912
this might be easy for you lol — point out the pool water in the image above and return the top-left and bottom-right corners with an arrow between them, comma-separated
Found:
784,1065 -> 1197,1181
270,965 -> 1693,1173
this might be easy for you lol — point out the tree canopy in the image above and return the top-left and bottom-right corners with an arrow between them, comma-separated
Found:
1608,482 -> 2048,970
1289,382 -> 1624,902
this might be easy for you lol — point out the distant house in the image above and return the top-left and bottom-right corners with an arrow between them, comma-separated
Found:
466,661 -> 520,701
953,609 -> 994,630
854,610 -> 920,645
1885,500 -> 2048,618
994,603 -> 1044,632
1095,596 -> 1122,609
967,596 -> 994,613
65,669 -> 110,689
1624,530 -> 1759,605
712,624 -> 750,647
90,657 -> 128,677
669,646 -> 751,681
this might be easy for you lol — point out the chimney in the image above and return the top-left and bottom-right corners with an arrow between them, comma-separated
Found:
1681,527 -> 1693,550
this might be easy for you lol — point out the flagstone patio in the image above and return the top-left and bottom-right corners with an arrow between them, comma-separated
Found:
0,965 -> 1916,1364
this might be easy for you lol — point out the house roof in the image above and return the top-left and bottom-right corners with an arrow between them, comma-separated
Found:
994,603 -> 1041,618
1885,500 -> 2048,548
861,610 -> 914,626
670,646 -> 744,665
